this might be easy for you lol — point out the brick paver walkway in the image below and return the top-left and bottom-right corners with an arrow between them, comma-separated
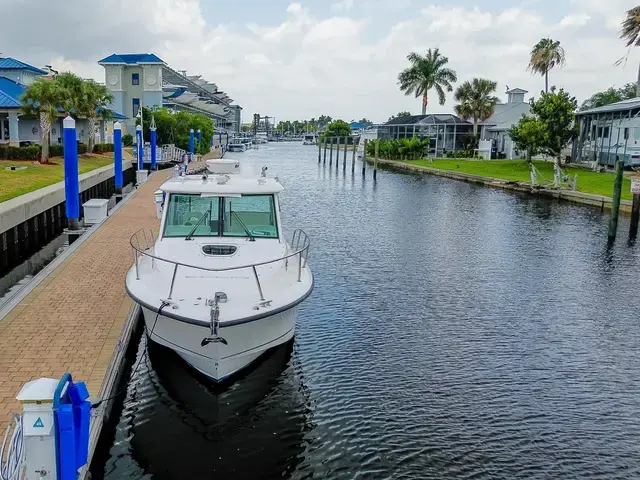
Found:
0,160 -> 206,432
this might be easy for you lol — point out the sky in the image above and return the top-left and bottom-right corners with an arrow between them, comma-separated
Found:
1,0 -> 639,123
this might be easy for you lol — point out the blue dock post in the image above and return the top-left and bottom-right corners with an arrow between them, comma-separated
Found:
136,124 -> 143,170
197,129 -> 202,147
63,116 -> 80,230
189,129 -> 195,161
113,122 -> 123,194
150,127 -> 157,170
226,132 -> 229,151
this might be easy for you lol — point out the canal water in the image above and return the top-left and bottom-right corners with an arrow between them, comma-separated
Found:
92,144 -> 640,479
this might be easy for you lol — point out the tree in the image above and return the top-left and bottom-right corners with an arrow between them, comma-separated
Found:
20,77 -> 63,163
620,6 -> 640,97
397,48 -> 457,114
509,116 -> 546,162
388,111 -> 412,122
323,120 -> 351,138
358,118 -> 373,126
528,38 -> 566,93
580,83 -> 637,110
453,78 -> 499,136
78,80 -> 113,153
317,115 -> 333,127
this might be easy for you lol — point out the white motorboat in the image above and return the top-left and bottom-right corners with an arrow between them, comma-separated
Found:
303,134 -> 317,145
125,159 -> 313,381
227,141 -> 248,152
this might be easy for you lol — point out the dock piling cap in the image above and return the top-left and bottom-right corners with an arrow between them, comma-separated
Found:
16,378 -> 60,404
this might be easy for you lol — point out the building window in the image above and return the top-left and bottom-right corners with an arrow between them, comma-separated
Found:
0,119 -> 7,140
132,98 -> 140,117
132,73 -> 140,85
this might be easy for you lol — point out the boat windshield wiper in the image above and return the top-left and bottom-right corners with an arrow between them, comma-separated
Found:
185,209 -> 211,241
231,211 -> 255,241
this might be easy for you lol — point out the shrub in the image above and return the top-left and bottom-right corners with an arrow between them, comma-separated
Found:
93,143 -> 114,153
366,137 -> 430,160
78,143 -> 88,154
122,133 -> 133,146
49,145 -> 64,157
0,145 -> 41,160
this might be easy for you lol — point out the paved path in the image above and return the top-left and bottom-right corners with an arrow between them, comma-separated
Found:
0,161 -> 205,431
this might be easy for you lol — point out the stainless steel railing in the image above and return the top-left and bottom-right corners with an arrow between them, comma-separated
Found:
130,229 -> 311,301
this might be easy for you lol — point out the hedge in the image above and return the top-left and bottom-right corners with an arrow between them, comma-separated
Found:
0,143 -> 89,160
0,145 -> 40,160
93,143 -> 114,153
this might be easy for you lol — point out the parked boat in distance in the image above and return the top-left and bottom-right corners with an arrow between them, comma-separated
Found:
303,134 -> 317,145
227,141 -> 248,152
126,158 -> 313,381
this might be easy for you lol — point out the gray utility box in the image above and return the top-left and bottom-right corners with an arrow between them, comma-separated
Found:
82,198 -> 109,225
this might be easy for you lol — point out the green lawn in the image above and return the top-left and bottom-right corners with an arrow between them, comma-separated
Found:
404,159 -> 632,201
0,154 -> 115,203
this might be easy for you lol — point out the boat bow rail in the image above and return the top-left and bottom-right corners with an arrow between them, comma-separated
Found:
129,228 -> 310,302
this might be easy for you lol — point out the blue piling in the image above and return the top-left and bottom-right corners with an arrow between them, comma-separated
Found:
136,124 -> 143,170
197,129 -> 202,146
63,116 -> 80,230
189,129 -> 195,160
150,127 -> 157,170
113,122 -> 123,194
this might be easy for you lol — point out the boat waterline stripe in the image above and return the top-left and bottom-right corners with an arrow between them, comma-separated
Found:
125,277 -> 314,327
149,326 -> 295,361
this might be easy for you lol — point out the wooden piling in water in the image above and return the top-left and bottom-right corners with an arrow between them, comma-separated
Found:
318,141 -> 321,163
362,139 -> 367,176
374,139 -> 379,181
329,137 -> 334,166
343,136 -> 348,170
630,194 -> 640,240
323,138 -> 327,163
352,140 -> 357,173
608,158 -> 624,245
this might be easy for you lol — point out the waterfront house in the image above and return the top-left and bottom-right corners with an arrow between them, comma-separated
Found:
478,88 -> 532,159
98,53 -> 242,133
573,98 -> 640,165
0,57 -> 126,147
378,114 -> 473,156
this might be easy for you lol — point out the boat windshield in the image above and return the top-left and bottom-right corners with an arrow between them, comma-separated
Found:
163,194 -> 278,239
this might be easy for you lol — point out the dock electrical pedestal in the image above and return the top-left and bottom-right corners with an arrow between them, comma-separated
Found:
3,374 -> 92,480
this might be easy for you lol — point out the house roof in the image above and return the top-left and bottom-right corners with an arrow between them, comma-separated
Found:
384,114 -> 471,126
0,57 -> 47,75
576,97 -> 640,116
98,53 -> 165,65
0,77 -> 25,108
480,101 -> 532,131
0,76 -> 127,118
506,88 -> 528,94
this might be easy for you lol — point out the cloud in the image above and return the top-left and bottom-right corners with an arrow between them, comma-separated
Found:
331,0 -> 355,13
2,0 -> 640,123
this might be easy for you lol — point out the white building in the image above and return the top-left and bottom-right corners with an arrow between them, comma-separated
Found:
479,88 -> 532,159
98,53 -> 242,133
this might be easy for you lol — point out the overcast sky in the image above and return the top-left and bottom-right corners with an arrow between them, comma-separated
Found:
1,0 -> 639,122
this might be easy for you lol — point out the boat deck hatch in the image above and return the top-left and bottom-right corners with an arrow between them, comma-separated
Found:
202,245 -> 237,256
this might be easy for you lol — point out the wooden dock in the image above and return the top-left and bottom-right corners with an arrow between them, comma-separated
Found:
0,156 -> 211,436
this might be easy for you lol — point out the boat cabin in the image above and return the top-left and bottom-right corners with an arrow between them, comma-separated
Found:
155,161 -> 284,247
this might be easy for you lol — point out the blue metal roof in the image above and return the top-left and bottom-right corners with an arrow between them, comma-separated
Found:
0,77 -> 25,108
0,77 -> 127,119
0,57 -> 47,75
98,53 -> 165,64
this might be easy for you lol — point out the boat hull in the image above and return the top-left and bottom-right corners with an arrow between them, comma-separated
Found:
140,305 -> 297,381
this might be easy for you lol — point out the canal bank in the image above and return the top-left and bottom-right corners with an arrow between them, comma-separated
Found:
368,157 -> 634,213
0,156 -> 210,474
91,143 -> 640,479
0,160 -> 136,277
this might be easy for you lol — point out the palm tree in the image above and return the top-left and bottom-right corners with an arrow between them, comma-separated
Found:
398,48 -> 458,114
620,6 -> 640,97
20,78 -> 63,163
528,38 -> 566,93
453,78 -> 500,137
78,80 -> 113,153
